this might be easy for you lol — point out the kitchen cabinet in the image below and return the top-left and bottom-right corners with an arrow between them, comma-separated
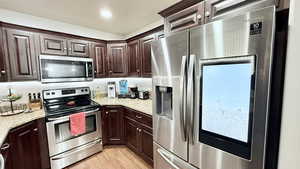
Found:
2,118 -> 50,169
107,43 -> 128,77
9,121 -> 40,169
40,34 -> 68,55
40,34 -> 89,57
0,25 -> 7,81
91,42 -> 107,78
164,1 -> 205,33
140,35 -> 155,77
0,137 -> 12,169
102,106 -> 125,145
67,39 -> 90,57
124,108 -> 153,165
5,28 -> 39,81
127,40 -> 141,77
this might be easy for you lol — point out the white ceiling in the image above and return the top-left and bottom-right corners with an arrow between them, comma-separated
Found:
0,0 -> 180,36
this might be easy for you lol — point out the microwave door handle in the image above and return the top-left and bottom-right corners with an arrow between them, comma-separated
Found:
187,54 -> 196,144
47,108 -> 99,122
179,56 -> 187,141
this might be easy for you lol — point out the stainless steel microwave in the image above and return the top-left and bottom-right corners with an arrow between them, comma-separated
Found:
40,55 -> 93,83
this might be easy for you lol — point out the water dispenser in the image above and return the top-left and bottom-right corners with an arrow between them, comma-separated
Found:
156,86 -> 173,119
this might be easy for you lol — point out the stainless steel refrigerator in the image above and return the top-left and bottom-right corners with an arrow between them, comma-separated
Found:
151,2 -> 278,169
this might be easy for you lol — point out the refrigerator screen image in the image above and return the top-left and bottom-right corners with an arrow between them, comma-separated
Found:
199,56 -> 255,160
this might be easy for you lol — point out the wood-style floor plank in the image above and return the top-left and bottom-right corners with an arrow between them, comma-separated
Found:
65,146 -> 153,169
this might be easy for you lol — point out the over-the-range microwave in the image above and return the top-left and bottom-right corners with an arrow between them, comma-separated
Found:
40,55 -> 94,83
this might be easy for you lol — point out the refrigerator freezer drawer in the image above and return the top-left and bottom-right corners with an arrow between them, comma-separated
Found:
154,142 -> 197,169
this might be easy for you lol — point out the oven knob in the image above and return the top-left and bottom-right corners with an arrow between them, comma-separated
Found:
46,92 -> 50,96
81,89 -> 84,92
85,89 -> 88,92
51,92 -> 55,95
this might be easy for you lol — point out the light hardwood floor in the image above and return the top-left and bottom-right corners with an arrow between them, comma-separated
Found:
65,146 -> 153,169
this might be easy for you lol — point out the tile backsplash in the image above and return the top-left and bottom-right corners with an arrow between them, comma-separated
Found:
0,78 -> 152,103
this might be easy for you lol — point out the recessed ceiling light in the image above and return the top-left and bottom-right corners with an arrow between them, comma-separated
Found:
100,9 -> 112,19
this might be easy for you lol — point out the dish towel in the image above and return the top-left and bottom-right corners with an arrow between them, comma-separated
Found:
70,112 -> 86,136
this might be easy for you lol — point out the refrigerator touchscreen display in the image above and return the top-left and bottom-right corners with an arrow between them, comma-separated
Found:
199,56 -> 255,159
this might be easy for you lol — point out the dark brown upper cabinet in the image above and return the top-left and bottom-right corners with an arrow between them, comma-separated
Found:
165,1 -> 205,33
5,28 -> 39,81
67,39 -> 90,57
0,25 -> 7,81
127,40 -> 141,77
140,34 -> 155,77
91,42 -> 107,78
107,43 -> 128,77
40,34 -> 68,55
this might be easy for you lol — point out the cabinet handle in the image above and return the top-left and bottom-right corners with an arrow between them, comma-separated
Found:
136,115 -> 142,119
1,143 -> 10,151
0,70 -> 6,77
33,128 -> 38,132
205,11 -> 210,18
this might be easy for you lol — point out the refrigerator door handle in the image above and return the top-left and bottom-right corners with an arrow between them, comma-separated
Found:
157,148 -> 181,169
187,54 -> 196,144
179,55 -> 187,141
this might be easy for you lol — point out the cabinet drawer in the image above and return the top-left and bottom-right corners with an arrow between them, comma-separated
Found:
165,2 -> 205,33
135,111 -> 152,128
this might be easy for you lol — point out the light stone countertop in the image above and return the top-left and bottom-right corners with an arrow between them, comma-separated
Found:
0,109 -> 45,146
0,97 -> 152,146
93,97 -> 152,115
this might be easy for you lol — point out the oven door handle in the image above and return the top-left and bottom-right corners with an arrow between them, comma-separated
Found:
51,139 -> 102,160
47,108 -> 100,122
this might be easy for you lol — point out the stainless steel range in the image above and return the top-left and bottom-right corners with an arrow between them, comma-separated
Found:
43,87 -> 102,169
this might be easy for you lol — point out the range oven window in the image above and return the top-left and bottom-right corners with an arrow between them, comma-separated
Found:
199,56 -> 255,160
41,59 -> 87,79
54,115 -> 97,143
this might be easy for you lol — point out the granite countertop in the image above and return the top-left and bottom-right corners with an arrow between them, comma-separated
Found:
0,97 -> 152,146
0,109 -> 45,146
94,97 -> 152,115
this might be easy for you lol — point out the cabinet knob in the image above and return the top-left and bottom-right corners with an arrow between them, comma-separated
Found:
139,129 -> 142,132
33,128 -> 38,132
0,70 -> 6,76
136,115 -> 142,119
137,69 -> 140,72
63,47 -> 67,51
94,70 -> 97,73
106,111 -> 109,115
205,11 -> 210,18
136,128 -> 139,131
1,143 -> 10,151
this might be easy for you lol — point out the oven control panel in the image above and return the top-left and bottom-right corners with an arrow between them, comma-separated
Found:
43,87 -> 90,99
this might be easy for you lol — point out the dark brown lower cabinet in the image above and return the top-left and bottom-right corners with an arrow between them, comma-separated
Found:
102,106 -> 125,145
2,118 -> 50,169
124,108 -> 153,165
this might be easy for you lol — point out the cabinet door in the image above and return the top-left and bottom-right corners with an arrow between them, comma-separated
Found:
107,43 -> 127,77
0,26 -> 7,81
9,122 -> 41,169
140,35 -> 155,77
67,39 -> 90,57
139,126 -> 153,165
165,2 -> 205,33
127,40 -> 141,77
125,117 -> 139,153
6,29 -> 39,81
101,109 -> 109,145
0,137 -> 12,169
91,42 -> 107,78
106,108 -> 125,144
40,34 -> 68,55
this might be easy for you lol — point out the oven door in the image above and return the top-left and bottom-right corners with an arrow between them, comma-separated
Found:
46,108 -> 101,156
40,55 -> 93,83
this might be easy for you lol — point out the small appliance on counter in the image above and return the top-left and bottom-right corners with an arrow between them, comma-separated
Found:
128,84 -> 139,99
107,82 -> 116,98
119,80 -> 128,95
138,91 -> 150,100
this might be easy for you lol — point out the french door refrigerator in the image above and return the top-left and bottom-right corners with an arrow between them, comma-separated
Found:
151,3 -> 278,169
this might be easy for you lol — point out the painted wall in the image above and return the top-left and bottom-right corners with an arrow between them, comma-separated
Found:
278,0 -> 300,169
0,8 -> 124,40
